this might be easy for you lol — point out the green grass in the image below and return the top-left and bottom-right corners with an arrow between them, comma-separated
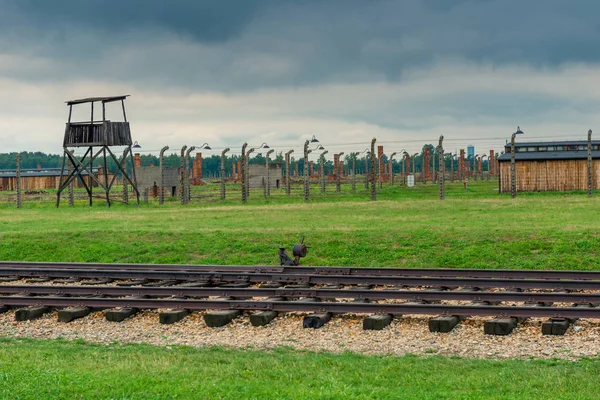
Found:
2,182 -> 600,398
0,338 -> 598,399
0,181 -> 598,269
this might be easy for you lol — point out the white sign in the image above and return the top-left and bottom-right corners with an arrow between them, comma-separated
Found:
407,174 -> 415,187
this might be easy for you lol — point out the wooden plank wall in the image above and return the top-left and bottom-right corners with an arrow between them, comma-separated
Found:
499,160 -> 600,192
0,174 -> 117,191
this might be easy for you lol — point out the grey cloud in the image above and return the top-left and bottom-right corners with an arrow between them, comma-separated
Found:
1,0 -> 600,91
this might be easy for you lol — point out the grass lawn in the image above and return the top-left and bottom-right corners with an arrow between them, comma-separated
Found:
1,182 -> 600,398
0,181 -> 598,269
0,337 -> 598,400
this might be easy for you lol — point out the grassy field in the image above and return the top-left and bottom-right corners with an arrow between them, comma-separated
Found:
1,182 -> 600,398
0,338 -> 598,400
0,181 -> 598,269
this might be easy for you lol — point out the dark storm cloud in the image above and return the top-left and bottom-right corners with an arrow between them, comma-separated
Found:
1,0 -> 600,90
1,0 -> 272,43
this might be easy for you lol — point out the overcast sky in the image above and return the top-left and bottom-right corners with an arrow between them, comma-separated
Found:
1,0 -> 600,158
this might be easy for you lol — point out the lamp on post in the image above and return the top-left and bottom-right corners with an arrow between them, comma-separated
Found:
511,126 -> 524,199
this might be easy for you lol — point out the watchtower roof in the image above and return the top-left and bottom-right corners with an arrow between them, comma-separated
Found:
65,95 -> 129,105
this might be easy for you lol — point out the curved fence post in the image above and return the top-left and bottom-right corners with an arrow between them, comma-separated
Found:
303,140 -> 311,202
221,148 -> 230,200
16,152 -> 23,208
159,146 -> 169,205
285,150 -> 294,196
185,146 -> 195,204
438,135 -> 445,200
370,138 -> 376,201
179,146 -> 187,204
241,143 -> 248,203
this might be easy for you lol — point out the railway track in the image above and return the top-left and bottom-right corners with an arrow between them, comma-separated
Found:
4,261 -> 600,280
1,262 -> 599,335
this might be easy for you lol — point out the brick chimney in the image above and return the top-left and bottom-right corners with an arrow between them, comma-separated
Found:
134,153 -> 141,167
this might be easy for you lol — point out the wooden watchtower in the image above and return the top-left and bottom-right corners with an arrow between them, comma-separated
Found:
56,95 -> 140,207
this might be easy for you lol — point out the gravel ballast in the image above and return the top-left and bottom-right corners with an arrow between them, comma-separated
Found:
1,309 -> 599,360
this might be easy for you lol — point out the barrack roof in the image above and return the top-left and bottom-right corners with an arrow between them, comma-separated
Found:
65,95 -> 129,105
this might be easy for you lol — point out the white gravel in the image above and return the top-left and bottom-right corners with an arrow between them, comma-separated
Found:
1,308 -> 599,360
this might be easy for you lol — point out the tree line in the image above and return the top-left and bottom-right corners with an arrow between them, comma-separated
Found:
0,146 -> 490,178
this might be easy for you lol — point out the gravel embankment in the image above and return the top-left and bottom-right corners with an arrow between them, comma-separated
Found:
1,308 -> 599,360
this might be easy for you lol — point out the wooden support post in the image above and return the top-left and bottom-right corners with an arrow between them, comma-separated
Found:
122,148 -> 129,205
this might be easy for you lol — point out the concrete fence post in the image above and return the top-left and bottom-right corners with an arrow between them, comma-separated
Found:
241,143 -> 248,203
265,149 -> 274,198
184,146 -> 195,204
220,148 -> 230,200
351,152 -> 358,193
179,145 -> 187,204
588,129 -> 593,197
158,146 -> 169,205
16,152 -> 23,208
245,147 -> 254,200
370,138 -> 376,201
285,150 -> 294,196
336,152 -> 344,192
438,135 -> 445,200
320,150 -> 328,193
303,140 -> 311,202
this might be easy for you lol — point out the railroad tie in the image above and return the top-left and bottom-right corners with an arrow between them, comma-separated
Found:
105,307 -> 139,322
363,314 -> 394,330
58,307 -> 91,323
58,295 -> 108,323
542,303 -> 594,336
15,306 -> 51,321
249,297 -> 286,327
26,277 -> 52,283
204,297 -> 240,327
81,278 -> 114,285
116,279 -> 151,287
105,296 -> 145,322
159,309 -> 190,325
302,297 -> 334,329
53,277 -> 81,284
484,302 -> 548,336
0,276 -> 20,282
